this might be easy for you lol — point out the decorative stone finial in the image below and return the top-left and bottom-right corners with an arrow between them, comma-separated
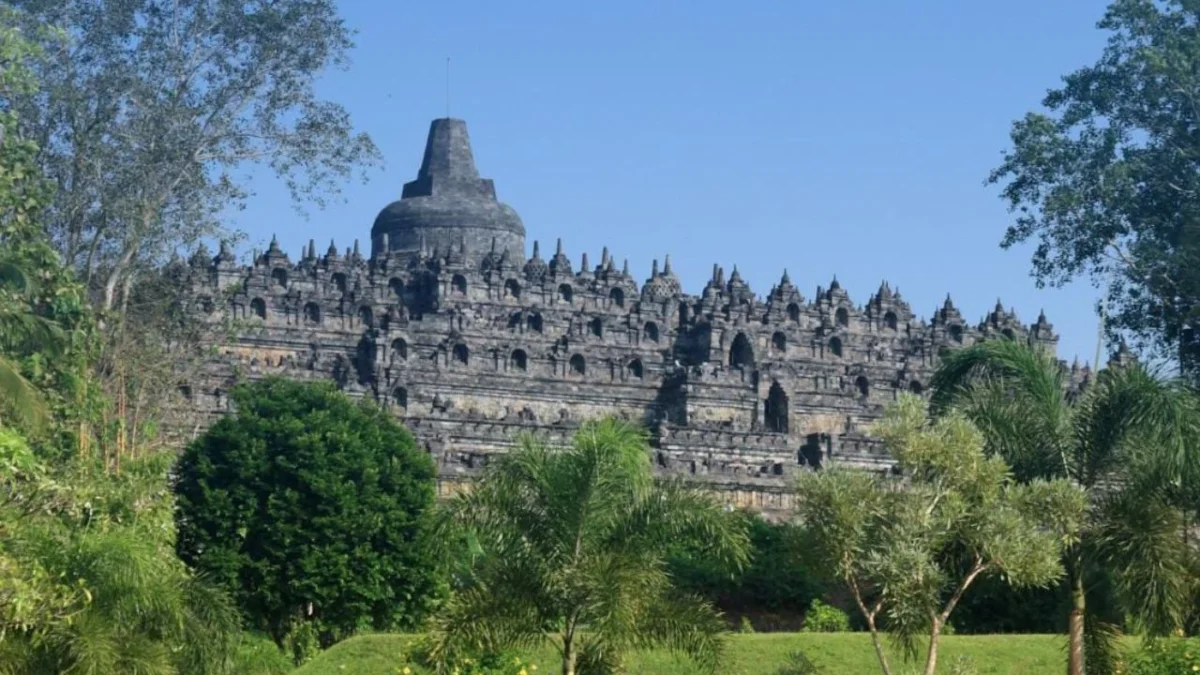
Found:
663,254 -> 673,275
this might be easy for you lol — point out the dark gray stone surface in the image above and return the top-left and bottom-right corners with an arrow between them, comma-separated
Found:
173,119 -> 1091,517
371,119 -> 524,261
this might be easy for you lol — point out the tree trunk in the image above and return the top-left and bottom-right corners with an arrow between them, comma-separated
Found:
1067,565 -> 1085,675
923,618 -> 943,675
865,616 -> 893,675
561,634 -> 575,675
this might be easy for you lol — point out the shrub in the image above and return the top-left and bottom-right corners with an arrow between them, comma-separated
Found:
1124,638 -> 1200,675
669,516 -> 820,628
801,600 -> 851,633
175,377 -> 443,647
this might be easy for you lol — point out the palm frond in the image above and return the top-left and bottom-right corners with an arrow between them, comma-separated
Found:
421,585 -> 548,674
929,340 -> 1072,480
629,590 -> 728,674
1071,364 -> 1200,488
0,259 -> 37,298
0,354 -> 45,428
610,480 -> 750,574
0,310 -> 63,356
1082,616 -> 1122,675
1092,489 -> 1189,636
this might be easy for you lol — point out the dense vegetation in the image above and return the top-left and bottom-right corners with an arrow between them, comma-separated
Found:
6,0 -> 1200,674
175,378 -> 443,654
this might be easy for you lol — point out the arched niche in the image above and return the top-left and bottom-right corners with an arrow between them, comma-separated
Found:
510,349 -> 528,371
764,381 -> 789,433
730,333 -> 754,368
303,302 -> 321,324
855,376 -> 870,398
627,358 -> 644,379
835,306 -> 849,327
828,336 -> 843,358
505,278 -> 521,299
884,311 -> 898,331
250,297 -> 267,320
787,303 -> 801,323
391,338 -> 408,361
569,354 -> 586,376
771,331 -> 787,356
453,343 -> 469,366
644,321 -> 660,343
610,287 -> 625,308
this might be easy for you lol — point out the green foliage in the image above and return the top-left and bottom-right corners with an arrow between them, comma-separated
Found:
175,377 -> 443,648
932,339 -> 1200,673
801,600 -> 850,633
795,394 -> 1080,675
738,616 -> 756,634
1123,638 -> 1200,675
0,425 -> 242,674
668,517 -> 821,629
7,0 -> 381,313
987,0 -> 1200,376
426,418 -> 751,675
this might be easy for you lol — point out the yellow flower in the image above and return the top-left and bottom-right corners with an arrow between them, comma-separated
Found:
530,666 -> 538,672
403,668 -> 412,675
519,669 -> 528,675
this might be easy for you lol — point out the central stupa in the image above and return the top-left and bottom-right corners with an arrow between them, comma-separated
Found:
370,118 -> 525,261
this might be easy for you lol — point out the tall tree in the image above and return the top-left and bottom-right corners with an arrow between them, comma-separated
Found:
795,394 -> 1079,675
931,340 -> 1200,675
425,418 -> 751,675
989,0 -> 1200,377
6,0 -> 380,313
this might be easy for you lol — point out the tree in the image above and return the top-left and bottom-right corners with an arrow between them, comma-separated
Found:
174,377 -> 443,648
989,0 -> 1200,377
6,0 -> 380,315
424,418 -> 751,675
795,394 -> 1080,675
931,339 -> 1200,675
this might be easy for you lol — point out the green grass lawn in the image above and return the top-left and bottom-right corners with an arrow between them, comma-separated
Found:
294,632 -> 1068,675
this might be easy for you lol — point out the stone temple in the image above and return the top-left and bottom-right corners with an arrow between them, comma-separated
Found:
175,118 -> 1082,515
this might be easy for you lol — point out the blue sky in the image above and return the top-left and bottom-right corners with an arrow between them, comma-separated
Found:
231,0 -> 1112,365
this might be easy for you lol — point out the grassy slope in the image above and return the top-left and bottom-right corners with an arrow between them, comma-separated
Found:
294,633 -> 1066,675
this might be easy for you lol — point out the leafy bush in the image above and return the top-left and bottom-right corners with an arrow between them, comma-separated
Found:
175,377 -> 444,648
669,517 -> 820,628
1124,638 -> 1200,675
801,600 -> 851,633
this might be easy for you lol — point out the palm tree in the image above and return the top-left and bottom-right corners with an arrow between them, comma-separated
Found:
0,256 -> 63,429
930,339 -> 1200,675
425,418 -> 750,675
